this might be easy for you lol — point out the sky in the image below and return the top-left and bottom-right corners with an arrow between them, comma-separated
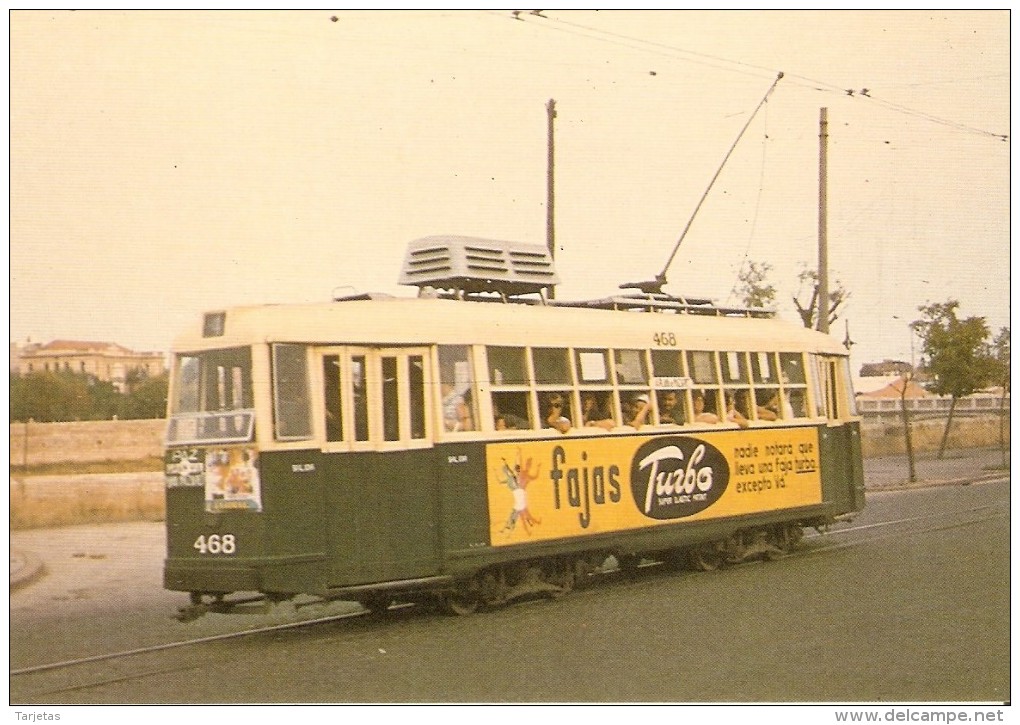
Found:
8,10 -> 1011,372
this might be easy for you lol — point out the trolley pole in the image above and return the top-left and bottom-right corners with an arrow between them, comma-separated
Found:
817,107 -> 830,333
546,98 -> 556,299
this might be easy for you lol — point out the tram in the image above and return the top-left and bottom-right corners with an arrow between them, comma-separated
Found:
163,235 -> 864,617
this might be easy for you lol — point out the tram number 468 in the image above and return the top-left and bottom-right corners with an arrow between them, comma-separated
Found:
194,534 -> 237,555
653,332 -> 677,347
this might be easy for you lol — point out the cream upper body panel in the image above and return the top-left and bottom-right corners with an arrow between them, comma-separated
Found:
172,296 -> 847,357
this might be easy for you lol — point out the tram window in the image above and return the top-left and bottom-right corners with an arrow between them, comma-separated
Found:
614,349 -> 648,385
751,352 -> 778,384
323,355 -> 343,442
540,391 -> 573,433
580,390 -> 615,429
175,356 -> 200,413
439,346 -> 476,432
656,390 -> 684,425
382,356 -> 400,441
692,388 -> 722,424
840,358 -> 858,416
727,389 -> 753,425
753,387 -> 783,420
272,344 -> 312,441
487,346 -> 528,385
493,391 -> 531,430
720,351 -> 749,384
788,389 -> 808,418
351,355 -> 369,441
651,349 -> 683,378
620,391 -> 652,428
575,349 -> 610,384
178,347 -> 254,414
409,355 -> 426,439
686,351 -> 718,384
779,352 -> 807,384
532,348 -> 571,385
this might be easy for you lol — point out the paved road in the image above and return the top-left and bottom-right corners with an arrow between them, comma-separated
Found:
10,479 -> 1008,703
8,447 -> 1009,704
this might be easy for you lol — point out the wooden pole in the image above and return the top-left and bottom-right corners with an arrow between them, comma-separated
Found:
818,107 -> 830,333
546,98 -> 556,300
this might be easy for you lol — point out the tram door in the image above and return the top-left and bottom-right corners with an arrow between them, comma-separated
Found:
321,347 -> 440,585
822,359 -> 841,420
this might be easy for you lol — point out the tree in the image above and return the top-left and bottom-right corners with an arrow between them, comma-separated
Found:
989,327 -> 1010,468
120,372 -> 169,420
9,369 -> 168,422
735,261 -> 777,309
792,266 -> 850,330
912,300 -> 995,459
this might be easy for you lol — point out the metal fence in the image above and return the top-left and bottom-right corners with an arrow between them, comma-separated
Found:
857,394 -> 1010,422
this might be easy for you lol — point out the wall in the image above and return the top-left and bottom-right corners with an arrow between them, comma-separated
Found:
10,418 -> 166,467
8,416 -> 1009,530
9,414 -> 1009,467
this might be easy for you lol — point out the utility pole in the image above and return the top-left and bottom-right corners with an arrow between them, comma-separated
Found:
817,107 -> 830,333
546,98 -> 556,299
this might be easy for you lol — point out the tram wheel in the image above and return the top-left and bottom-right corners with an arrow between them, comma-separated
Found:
688,543 -> 725,572
439,581 -> 480,616
548,558 -> 577,597
616,553 -> 642,575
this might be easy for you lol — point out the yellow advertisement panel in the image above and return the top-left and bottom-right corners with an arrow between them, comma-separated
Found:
487,427 -> 822,546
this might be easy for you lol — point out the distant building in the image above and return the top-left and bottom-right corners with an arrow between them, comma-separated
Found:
853,374 -> 929,400
10,339 -> 166,393
858,359 -> 913,377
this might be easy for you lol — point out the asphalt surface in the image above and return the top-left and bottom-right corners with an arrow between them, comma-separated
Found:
9,446 -> 1010,591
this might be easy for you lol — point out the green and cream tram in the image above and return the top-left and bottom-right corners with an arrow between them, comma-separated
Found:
163,236 -> 864,616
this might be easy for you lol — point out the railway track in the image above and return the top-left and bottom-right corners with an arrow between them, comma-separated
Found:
11,492 -> 1008,700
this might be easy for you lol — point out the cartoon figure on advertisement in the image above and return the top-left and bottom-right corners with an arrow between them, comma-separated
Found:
499,449 -> 542,534
205,448 -> 262,512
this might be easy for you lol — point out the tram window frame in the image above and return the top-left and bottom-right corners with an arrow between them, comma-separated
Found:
492,390 -> 533,431
613,348 -> 648,386
687,351 -> 722,425
322,354 -> 344,443
751,351 -> 782,421
487,345 -> 529,386
409,354 -> 427,439
612,349 -> 652,429
166,348 -> 255,446
272,343 -> 313,441
575,348 -> 615,429
720,350 -> 749,385
779,352 -> 810,419
487,346 -> 534,433
575,349 -> 610,384
532,347 -> 572,385
651,349 -> 688,426
351,354 -> 370,442
438,345 -> 477,433
531,348 -> 576,431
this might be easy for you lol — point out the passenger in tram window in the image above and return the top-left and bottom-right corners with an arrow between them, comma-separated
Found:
657,390 -> 684,425
726,392 -> 750,428
622,393 -> 652,429
493,395 -> 529,430
543,393 -> 571,434
692,390 -> 720,424
788,389 -> 807,418
762,388 -> 794,420
754,389 -> 780,421
441,382 -> 474,432
581,392 -> 614,430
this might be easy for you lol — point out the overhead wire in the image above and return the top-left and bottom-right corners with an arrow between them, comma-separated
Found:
507,11 -> 1008,142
